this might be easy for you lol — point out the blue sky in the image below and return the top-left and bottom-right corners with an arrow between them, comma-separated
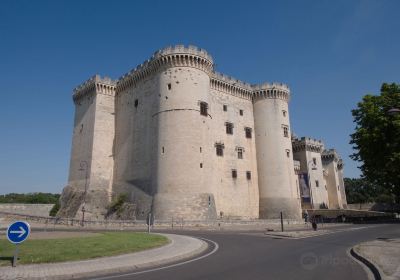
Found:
0,0 -> 399,194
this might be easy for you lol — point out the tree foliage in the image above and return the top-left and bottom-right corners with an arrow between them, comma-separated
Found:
350,83 -> 400,202
49,200 -> 60,217
0,193 -> 60,204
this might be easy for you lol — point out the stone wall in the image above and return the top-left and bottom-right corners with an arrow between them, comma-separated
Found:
0,204 -> 54,217
347,203 -> 400,212
60,45 -> 347,221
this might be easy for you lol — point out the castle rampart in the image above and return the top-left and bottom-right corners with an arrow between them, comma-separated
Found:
59,45 -> 347,221
253,83 -> 300,219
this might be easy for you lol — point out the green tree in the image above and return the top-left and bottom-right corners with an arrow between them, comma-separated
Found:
0,193 -> 60,204
350,83 -> 400,202
49,200 -> 60,217
344,177 -> 379,203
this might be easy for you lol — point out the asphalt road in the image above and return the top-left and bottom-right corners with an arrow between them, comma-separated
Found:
92,224 -> 399,280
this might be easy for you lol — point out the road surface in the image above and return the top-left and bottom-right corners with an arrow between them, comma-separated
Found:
91,224 -> 399,280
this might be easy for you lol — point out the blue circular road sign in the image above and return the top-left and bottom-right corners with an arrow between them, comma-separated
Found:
7,221 -> 30,244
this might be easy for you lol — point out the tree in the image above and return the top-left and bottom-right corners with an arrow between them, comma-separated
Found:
350,83 -> 400,202
49,200 -> 60,217
0,193 -> 60,204
344,177 -> 381,204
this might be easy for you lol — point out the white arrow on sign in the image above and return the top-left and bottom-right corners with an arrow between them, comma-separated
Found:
10,226 -> 26,238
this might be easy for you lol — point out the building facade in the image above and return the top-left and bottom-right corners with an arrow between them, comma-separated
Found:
58,45 -> 347,221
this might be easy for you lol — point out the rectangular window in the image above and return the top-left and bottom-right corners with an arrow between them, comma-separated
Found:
200,102 -> 208,116
223,105 -> 227,111
282,125 -> 289,137
226,122 -> 234,135
246,171 -> 251,180
245,127 -> 252,139
282,110 -> 287,117
286,149 -> 290,157
237,147 -> 243,159
313,157 -> 317,165
200,163 -> 203,168
215,143 -> 224,157
315,180 -> 319,187
240,109 -> 243,116
232,169 -> 237,179
167,83 -> 171,90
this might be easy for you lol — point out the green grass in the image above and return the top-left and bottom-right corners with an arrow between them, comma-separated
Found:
0,232 -> 168,266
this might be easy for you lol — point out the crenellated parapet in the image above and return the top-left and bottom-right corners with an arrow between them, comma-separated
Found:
252,83 -> 291,103
73,75 -> 116,104
292,137 -> 324,153
210,72 -> 291,102
210,71 -> 253,100
117,45 -> 214,93
153,45 -> 213,64
321,149 -> 342,164
114,44 -> 292,103
337,159 -> 344,170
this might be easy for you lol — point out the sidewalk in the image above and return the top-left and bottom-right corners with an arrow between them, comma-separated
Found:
0,233 -> 207,280
353,238 -> 400,280
263,225 -> 371,239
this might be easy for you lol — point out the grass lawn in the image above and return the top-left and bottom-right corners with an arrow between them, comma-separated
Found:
0,232 -> 168,266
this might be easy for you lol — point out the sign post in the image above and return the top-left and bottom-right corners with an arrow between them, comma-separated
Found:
7,221 -> 31,267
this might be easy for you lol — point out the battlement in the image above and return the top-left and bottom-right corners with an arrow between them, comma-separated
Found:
210,71 -> 253,100
252,82 -> 290,91
114,45 -> 293,104
117,45 -> 214,93
73,75 -> 116,104
337,159 -> 344,170
152,45 -> 213,64
210,72 -> 291,102
292,137 -> 324,153
252,82 -> 290,103
321,149 -> 341,163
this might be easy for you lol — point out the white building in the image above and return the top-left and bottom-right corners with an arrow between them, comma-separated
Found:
59,45 -> 347,221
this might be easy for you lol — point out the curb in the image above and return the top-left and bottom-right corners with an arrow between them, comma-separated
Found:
0,234 -> 209,280
350,247 -> 381,280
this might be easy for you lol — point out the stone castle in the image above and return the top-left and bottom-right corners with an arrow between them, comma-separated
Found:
58,45 -> 347,221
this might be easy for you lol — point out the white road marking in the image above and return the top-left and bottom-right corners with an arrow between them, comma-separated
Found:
92,237 -> 219,280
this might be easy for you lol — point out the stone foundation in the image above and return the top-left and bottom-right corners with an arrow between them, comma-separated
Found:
153,193 -> 217,221
259,197 -> 301,219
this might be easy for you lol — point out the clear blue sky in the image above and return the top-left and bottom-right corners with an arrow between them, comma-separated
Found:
0,0 -> 399,194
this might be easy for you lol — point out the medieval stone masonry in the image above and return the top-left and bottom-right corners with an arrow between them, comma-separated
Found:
59,45 -> 347,221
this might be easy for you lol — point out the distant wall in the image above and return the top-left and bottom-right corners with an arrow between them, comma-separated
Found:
347,203 -> 400,212
347,203 -> 375,211
0,204 -> 54,217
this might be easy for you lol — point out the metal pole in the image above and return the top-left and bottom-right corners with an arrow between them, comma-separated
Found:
280,211 -> 284,232
147,213 -> 151,233
81,206 -> 85,227
12,245 -> 19,267
79,161 -> 89,227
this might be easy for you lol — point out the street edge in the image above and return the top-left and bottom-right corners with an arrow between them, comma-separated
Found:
348,247 -> 381,280
69,234 -> 210,280
2,233 -> 210,280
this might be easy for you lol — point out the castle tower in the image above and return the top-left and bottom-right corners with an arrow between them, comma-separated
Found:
59,75 -> 116,219
150,46 -> 217,220
322,149 -> 347,209
292,137 -> 329,209
253,84 -> 301,219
